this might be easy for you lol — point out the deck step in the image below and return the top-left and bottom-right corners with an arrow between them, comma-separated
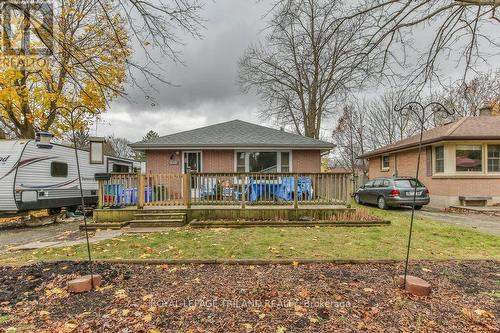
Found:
129,221 -> 187,228
134,213 -> 186,220
130,210 -> 187,228
132,218 -> 185,224
139,209 -> 187,213
80,222 -> 129,230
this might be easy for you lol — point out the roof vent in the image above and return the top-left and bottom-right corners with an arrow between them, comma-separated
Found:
35,132 -> 53,149
479,105 -> 493,117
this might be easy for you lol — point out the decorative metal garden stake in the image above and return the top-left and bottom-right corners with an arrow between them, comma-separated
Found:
394,101 -> 453,288
69,109 -> 95,289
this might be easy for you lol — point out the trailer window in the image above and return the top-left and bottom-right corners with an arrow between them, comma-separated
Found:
51,162 -> 68,177
112,164 -> 129,173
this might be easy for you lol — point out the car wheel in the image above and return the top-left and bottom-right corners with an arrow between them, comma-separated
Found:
414,205 -> 423,210
377,196 -> 388,210
354,194 -> 362,204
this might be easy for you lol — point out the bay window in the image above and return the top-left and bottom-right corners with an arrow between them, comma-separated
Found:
235,151 -> 291,172
488,145 -> 500,172
435,146 -> 444,173
456,145 -> 482,172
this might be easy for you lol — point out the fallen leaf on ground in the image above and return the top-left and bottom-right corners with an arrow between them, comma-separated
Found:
298,288 -> 310,298
243,323 -> 253,332
276,326 -> 286,333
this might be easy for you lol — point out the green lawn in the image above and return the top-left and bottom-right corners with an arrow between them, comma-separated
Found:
1,206 -> 498,264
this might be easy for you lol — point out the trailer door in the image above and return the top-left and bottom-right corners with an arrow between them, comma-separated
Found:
0,140 -> 28,211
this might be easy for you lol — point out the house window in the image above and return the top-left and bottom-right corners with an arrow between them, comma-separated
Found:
236,152 -> 245,172
183,152 -> 202,173
488,145 -> 500,172
381,155 -> 390,170
112,164 -> 130,173
435,146 -> 444,173
456,145 -> 482,172
235,151 -> 291,172
249,152 -> 277,172
281,152 -> 290,172
51,162 -> 68,177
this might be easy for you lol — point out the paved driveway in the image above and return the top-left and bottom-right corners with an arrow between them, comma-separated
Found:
393,207 -> 500,236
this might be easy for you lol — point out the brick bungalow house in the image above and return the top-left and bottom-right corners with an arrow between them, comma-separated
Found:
130,119 -> 334,175
359,108 -> 500,208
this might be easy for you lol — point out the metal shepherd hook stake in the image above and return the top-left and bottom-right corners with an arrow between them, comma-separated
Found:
69,109 -> 95,289
393,101 -> 454,288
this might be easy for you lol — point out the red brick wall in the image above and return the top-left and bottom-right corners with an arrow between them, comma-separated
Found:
146,150 -> 182,174
367,148 -> 500,207
293,150 -> 321,173
146,149 -> 322,174
202,150 -> 234,172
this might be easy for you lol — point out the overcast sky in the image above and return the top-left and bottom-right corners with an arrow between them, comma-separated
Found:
98,0 -> 270,142
98,0 -> 499,143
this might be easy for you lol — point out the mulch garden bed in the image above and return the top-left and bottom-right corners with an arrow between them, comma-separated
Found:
0,260 -> 498,332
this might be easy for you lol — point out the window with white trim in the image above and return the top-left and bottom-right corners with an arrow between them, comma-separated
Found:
488,145 -> 500,172
236,152 -> 245,172
281,152 -> 290,172
381,155 -> 390,169
456,145 -> 482,172
235,151 -> 291,172
435,146 -> 444,173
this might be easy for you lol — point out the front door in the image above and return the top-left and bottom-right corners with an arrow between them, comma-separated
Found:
183,152 -> 202,173
183,152 -> 202,197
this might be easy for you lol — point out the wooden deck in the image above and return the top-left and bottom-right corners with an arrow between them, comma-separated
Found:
142,204 -> 348,210
93,204 -> 353,224
98,172 -> 352,209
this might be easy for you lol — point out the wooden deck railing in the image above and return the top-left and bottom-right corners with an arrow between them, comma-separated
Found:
98,172 -> 352,208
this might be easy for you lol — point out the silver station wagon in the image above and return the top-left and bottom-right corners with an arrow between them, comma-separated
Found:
354,177 -> 430,210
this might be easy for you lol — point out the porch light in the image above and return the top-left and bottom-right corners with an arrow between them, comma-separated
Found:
35,131 -> 53,149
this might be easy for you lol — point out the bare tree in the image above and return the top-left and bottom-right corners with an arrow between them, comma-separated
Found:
351,0 -> 499,86
366,91 -> 420,148
332,102 -> 369,175
109,136 -> 135,159
434,69 -> 500,118
239,0 -> 373,139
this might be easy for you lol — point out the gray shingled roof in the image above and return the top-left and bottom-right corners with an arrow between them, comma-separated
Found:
130,120 -> 334,150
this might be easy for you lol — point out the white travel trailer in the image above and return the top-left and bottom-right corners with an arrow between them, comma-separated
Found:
0,134 -> 138,213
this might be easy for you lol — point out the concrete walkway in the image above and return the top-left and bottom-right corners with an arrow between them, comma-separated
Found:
0,221 -> 123,253
394,207 -> 500,236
